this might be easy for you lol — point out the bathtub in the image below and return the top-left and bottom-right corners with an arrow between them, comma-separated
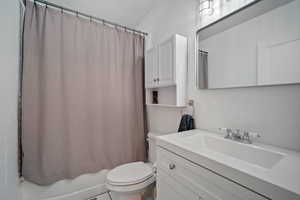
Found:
20,133 -> 163,200
21,170 -> 110,200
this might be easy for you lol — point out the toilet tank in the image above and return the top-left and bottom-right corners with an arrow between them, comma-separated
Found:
148,132 -> 170,164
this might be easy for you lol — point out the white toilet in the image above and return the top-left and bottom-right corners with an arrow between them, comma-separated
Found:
106,132 -> 160,200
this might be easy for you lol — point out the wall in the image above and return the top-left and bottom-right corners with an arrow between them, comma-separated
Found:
0,0 -> 21,199
46,0 -> 154,28
138,0 -> 300,152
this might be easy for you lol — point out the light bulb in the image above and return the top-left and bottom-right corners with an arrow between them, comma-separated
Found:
198,0 -> 214,16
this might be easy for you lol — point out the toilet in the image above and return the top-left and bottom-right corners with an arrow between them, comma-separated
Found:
106,132 -> 160,200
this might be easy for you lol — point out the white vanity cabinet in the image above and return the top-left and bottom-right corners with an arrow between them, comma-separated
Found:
157,171 -> 200,200
156,147 -> 269,200
145,34 -> 187,89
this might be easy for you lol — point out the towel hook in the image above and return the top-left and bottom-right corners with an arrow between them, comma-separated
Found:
181,100 -> 195,117
188,100 -> 194,107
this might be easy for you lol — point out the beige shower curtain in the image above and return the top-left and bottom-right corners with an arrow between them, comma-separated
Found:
22,2 -> 146,185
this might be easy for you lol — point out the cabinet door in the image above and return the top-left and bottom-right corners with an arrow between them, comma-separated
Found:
158,147 -> 269,200
157,170 -> 200,200
158,38 -> 176,87
145,48 -> 158,88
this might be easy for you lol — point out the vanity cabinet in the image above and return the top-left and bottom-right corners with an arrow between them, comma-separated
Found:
157,147 -> 269,200
145,34 -> 187,89
157,171 -> 200,200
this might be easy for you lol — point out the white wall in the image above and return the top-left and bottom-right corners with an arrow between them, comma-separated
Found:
0,0 -> 21,199
138,0 -> 300,152
46,0 -> 154,28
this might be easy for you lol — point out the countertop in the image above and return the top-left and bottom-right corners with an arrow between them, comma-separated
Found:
156,129 -> 300,200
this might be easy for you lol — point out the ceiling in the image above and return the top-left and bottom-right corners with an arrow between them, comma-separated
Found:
46,0 -> 155,28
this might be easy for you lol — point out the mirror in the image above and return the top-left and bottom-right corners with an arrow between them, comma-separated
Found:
196,0 -> 300,89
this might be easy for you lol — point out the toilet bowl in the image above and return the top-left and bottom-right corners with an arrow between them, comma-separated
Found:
106,162 -> 156,200
106,132 -> 162,200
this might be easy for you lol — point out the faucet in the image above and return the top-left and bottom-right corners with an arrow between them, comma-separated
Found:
219,128 -> 260,144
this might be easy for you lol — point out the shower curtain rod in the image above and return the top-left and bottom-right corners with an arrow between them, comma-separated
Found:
30,0 -> 148,36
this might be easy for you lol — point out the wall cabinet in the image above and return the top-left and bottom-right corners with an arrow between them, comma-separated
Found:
145,34 -> 187,107
145,34 -> 187,89
157,147 -> 269,200
145,47 -> 158,88
157,38 -> 175,87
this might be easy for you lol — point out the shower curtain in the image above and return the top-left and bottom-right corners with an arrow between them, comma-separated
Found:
197,50 -> 208,89
22,1 -> 146,185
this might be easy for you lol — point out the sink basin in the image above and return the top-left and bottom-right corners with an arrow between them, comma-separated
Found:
160,132 -> 285,169
201,135 -> 284,169
157,130 -> 300,197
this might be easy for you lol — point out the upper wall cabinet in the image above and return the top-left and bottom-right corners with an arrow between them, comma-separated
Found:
196,0 -> 299,89
145,47 -> 158,88
145,34 -> 187,107
158,38 -> 175,87
146,34 -> 187,89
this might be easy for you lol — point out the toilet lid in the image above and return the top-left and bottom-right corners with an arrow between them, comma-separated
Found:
107,162 -> 153,186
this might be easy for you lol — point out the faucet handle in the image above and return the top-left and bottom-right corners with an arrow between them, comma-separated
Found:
219,128 -> 232,138
244,131 -> 260,138
219,128 -> 232,133
242,131 -> 261,144
233,128 -> 242,135
251,132 -> 261,138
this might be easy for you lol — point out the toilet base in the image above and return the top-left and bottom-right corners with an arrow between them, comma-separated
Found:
110,192 -> 143,200
109,183 -> 155,200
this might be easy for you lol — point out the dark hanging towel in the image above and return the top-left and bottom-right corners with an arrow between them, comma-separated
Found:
178,114 -> 195,132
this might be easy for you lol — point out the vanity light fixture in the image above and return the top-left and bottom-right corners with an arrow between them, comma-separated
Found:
198,0 -> 214,16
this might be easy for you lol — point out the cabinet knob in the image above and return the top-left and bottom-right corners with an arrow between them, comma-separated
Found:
169,163 -> 176,170
157,78 -> 160,82
153,78 -> 157,82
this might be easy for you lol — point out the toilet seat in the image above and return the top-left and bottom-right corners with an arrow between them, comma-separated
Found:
107,162 -> 154,186
106,162 -> 155,193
